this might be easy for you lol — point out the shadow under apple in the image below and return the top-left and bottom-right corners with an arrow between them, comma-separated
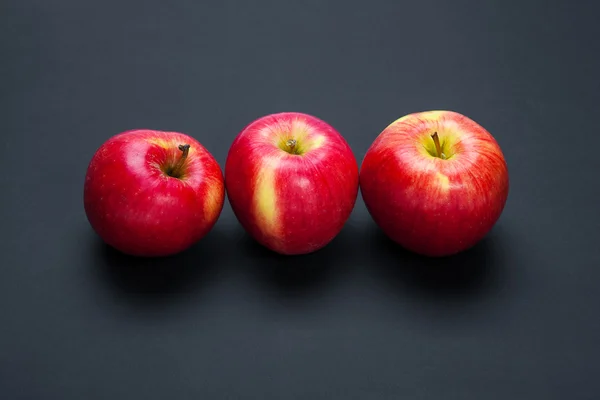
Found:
364,221 -> 507,305
91,228 -> 225,307
237,227 -> 356,300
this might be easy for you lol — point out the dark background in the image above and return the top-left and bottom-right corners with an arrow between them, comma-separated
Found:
1,0 -> 599,399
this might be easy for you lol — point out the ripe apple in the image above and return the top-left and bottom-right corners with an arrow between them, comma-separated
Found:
225,112 -> 359,255
84,129 -> 225,257
360,110 -> 509,257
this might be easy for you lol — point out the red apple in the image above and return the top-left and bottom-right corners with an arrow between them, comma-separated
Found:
225,112 -> 359,255
360,110 -> 509,257
84,129 -> 225,257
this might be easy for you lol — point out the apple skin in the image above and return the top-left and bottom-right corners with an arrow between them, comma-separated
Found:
225,112 -> 359,255
360,110 -> 509,257
84,129 -> 225,257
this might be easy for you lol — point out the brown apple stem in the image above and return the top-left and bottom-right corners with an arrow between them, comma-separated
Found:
431,132 -> 447,160
286,139 -> 297,154
169,144 -> 190,177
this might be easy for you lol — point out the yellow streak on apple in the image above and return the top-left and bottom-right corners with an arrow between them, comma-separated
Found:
307,134 -> 325,150
436,172 -> 450,192
146,137 -> 172,148
203,177 -> 224,222
253,156 -> 281,237
282,119 -> 326,153
418,110 -> 446,121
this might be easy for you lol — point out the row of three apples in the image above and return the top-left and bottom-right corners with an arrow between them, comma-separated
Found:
84,111 -> 509,258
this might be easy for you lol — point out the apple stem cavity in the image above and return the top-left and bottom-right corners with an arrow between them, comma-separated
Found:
286,139 -> 298,154
431,132 -> 447,160
167,144 -> 191,178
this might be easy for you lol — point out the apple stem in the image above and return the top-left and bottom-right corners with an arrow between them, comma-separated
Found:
431,132 -> 447,160
286,139 -> 298,154
169,144 -> 190,178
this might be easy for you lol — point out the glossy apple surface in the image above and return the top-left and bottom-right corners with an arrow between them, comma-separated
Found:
225,112 -> 359,255
360,110 -> 509,257
84,129 -> 225,257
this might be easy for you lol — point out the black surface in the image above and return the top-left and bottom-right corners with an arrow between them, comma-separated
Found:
1,1 -> 599,399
